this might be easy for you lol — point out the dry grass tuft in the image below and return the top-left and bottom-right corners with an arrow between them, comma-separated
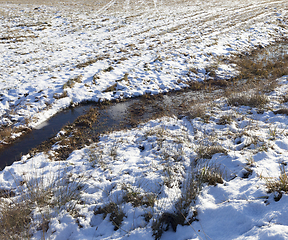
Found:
63,75 -> 83,89
227,92 -> 269,108
53,90 -> 68,99
187,104 -> 206,119
196,145 -> 227,160
103,83 -> 117,93
122,185 -> 156,208
75,59 -> 97,68
198,165 -> 224,185
0,201 -> 32,239
232,43 -> 288,81
0,171 -> 84,239
217,114 -> 233,125
266,165 -> 288,194
94,202 -> 125,231
74,107 -> 98,128
0,127 -> 12,142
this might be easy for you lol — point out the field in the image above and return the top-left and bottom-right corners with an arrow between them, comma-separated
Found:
0,0 -> 288,239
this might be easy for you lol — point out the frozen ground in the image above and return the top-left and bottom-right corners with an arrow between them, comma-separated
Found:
1,76 -> 288,239
0,0 -> 287,130
0,0 -> 288,239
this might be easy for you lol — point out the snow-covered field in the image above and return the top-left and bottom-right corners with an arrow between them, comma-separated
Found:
0,0 -> 287,130
0,0 -> 288,239
2,76 -> 288,239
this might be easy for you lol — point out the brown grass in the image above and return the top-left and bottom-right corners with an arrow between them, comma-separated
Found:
0,170 -> 84,239
217,114 -> 233,125
75,59 -> 98,69
53,91 -> 68,99
186,104 -> 207,120
94,202 -> 125,231
227,92 -> 269,108
196,145 -> 227,160
197,165 -> 224,186
0,127 -> 12,142
231,42 -> 288,82
63,75 -> 83,89
122,185 -> 156,208
266,165 -> 288,194
0,201 -> 32,239
103,83 -> 117,93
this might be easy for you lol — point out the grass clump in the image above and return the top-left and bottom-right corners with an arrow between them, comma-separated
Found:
273,108 -> 288,115
74,107 -> 98,128
266,165 -> 288,194
76,59 -> 97,68
0,126 -> 12,143
153,161 -> 224,240
94,202 -> 125,231
122,185 -> 156,208
227,92 -> 269,108
198,165 -> 224,186
217,114 -> 233,125
53,90 -> 68,99
0,171 -> 84,239
196,145 -> 227,160
103,66 -> 114,72
187,104 -> 206,119
232,43 -> 288,81
63,75 -> 83,89
103,83 -> 117,93
87,145 -> 107,170
0,201 -> 32,239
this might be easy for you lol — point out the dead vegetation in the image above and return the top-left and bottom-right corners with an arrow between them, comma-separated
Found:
231,43 -> 288,81
152,162 -> 224,239
103,83 -> 117,93
0,171 -> 85,239
0,16 -> 287,237
273,108 -> 288,115
63,75 -> 83,89
227,92 -> 269,108
196,145 -> 228,160
122,185 -> 156,208
0,200 -> 32,239
0,127 -> 12,144
53,91 -> 68,99
265,165 -> 288,195
94,202 -> 125,231
29,107 -> 99,161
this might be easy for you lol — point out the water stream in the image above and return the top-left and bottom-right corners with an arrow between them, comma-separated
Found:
0,41 -> 287,170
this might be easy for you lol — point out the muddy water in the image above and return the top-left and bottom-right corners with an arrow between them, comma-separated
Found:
0,41 -> 287,170
0,87 -> 213,170
0,105 -> 92,169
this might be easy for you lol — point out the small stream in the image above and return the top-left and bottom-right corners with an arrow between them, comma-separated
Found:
0,41 -> 287,170
0,105 -> 92,170
0,89 -> 211,170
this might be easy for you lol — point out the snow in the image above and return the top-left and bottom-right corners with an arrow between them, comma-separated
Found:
2,75 -> 288,239
0,0 -> 287,129
0,0 -> 288,239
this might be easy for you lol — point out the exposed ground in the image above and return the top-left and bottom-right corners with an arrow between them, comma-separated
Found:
0,0 -> 287,143
0,0 -> 288,239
